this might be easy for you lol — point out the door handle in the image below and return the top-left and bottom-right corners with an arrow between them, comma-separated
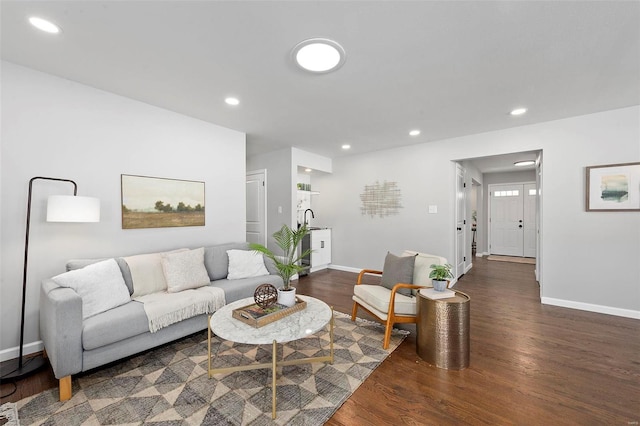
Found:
519,225 -> 523,228
457,227 -> 462,231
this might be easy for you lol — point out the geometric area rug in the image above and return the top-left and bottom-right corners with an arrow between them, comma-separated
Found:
16,312 -> 407,425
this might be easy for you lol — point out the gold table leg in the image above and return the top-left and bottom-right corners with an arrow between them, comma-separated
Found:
272,340 -> 277,419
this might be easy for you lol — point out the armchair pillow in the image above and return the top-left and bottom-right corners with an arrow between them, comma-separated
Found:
380,252 -> 416,296
227,249 -> 270,279
162,248 -> 211,293
52,258 -> 130,319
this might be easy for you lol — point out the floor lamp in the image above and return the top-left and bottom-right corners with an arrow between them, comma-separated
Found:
0,177 -> 100,382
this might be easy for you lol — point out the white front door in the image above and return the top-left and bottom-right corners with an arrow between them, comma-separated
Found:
456,165 -> 466,278
490,184 -> 525,256
246,170 -> 266,245
489,182 -> 537,257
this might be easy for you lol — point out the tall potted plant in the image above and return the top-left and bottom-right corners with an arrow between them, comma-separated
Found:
250,224 -> 311,306
429,263 -> 454,291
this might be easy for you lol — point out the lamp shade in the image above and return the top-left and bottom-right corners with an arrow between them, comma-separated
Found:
47,195 -> 100,222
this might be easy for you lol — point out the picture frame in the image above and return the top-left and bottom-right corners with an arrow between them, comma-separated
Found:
585,162 -> 640,212
121,174 -> 205,229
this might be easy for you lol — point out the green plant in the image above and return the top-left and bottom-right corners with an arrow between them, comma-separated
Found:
250,224 -> 311,290
429,263 -> 454,281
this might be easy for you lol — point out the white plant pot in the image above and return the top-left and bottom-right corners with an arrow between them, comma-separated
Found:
432,280 -> 448,292
277,287 -> 297,307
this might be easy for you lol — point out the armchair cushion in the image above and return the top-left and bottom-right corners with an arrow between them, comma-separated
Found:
402,250 -> 448,288
353,285 -> 417,317
380,252 -> 416,296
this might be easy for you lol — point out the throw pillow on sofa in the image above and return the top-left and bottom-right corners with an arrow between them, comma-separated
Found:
162,247 -> 211,293
380,252 -> 416,297
226,249 -> 270,279
125,249 -> 188,297
52,258 -> 131,319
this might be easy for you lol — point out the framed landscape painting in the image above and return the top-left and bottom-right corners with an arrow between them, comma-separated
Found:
121,174 -> 205,229
586,162 -> 640,212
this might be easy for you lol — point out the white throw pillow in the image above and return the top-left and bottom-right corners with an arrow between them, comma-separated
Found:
227,249 -> 270,280
162,247 -> 211,293
52,258 -> 131,319
125,249 -> 188,297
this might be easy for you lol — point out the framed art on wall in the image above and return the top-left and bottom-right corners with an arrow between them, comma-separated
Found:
585,162 -> 640,212
121,174 -> 205,228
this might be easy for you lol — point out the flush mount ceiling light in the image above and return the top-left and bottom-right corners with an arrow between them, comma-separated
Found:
28,16 -> 61,34
510,107 -> 528,116
341,144 -> 351,150
292,38 -> 346,73
409,129 -> 421,136
224,97 -> 240,106
514,160 -> 536,167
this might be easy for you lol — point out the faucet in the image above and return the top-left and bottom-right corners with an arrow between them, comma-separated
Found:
304,209 -> 315,226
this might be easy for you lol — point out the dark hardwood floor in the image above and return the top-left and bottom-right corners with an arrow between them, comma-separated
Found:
2,257 -> 639,425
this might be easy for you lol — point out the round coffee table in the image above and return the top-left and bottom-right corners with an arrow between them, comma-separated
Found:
207,295 -> 334,419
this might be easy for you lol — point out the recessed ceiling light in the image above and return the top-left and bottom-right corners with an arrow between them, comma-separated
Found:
305,168 -> 312,172
409,130 -> 421,136
510,108 -> 527,116
514,160 -> 535,167
292,38 -> 346,73
341,144 -> 351,150
29,16 -> 61,34
224,97 -> 240,106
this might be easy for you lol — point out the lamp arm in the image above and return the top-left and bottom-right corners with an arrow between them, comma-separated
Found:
18,177 -> 78,367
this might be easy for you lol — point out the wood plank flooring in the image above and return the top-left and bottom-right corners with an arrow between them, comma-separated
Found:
2,257 -> 639,425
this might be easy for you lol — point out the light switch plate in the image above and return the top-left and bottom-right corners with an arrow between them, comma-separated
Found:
428,205 -> 438,214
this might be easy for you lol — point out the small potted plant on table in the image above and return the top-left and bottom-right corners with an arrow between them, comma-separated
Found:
250,224 -> 311,306
429,263 -> 454,291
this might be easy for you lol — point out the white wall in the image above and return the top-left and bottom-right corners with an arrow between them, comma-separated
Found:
314,106 -> 640,317
0,62 -> 247,357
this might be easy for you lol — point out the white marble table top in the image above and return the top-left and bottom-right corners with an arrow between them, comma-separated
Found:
209,295 -> 332,345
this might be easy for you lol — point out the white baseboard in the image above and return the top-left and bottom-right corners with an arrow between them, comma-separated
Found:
0,340 -> 44,363
541,297 -> 640,319
464,263 -> 473,273
329,264 -> 361,274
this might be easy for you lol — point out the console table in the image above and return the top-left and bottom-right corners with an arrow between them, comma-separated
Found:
416,290 -> 470,370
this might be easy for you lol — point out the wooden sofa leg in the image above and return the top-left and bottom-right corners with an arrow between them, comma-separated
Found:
59,376 -> 72,401
351,302 -> 358,321
383,318 -> 393,350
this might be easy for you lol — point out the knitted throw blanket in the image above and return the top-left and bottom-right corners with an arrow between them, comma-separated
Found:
134,286 -> 225,333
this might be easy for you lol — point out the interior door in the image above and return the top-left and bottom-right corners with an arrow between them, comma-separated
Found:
490,184 -> 524,256
523,183 -> 537,258
456,165 -> 465,278
246,170 -> 266,245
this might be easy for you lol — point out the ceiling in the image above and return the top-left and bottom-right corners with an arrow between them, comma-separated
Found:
2,1 -> 639,172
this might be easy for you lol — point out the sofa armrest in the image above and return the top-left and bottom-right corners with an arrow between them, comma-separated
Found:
40,279 -> 83,379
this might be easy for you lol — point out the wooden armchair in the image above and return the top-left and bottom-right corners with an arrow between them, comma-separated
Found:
351,251 -> 448,349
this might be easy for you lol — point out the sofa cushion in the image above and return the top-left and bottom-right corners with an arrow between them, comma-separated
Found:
163,248 -> 211,293
203,242 -> 250,280
353,284 -> 417,316
380,252 -> 416,296
211,275 -> 283,304
52,259 -> 131,319
82,301 -> 150,350
226,249 -> 270,279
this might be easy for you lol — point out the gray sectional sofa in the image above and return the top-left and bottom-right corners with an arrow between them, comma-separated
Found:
39,242 -> 283,401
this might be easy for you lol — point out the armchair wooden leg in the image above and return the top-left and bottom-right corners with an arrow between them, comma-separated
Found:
351,302 -> 358,321
59,376 -> 72,401
383,318 -> 393,350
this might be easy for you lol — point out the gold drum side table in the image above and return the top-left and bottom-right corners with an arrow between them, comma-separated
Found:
417,290 -> 470,370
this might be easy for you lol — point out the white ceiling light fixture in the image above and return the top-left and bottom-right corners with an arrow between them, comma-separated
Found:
292,38 -> 346,73
28,16 -> 62,34
510,107 -> 527,116
341,144 -> 351,150
305,168 -> 312,172
514,160 -> 536,167
224,97 -> 240,106
409,129 -> 421,136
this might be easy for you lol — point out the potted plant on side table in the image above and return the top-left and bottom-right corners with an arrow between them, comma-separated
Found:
429,263 -> 454,291
250,224 -> 311,307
